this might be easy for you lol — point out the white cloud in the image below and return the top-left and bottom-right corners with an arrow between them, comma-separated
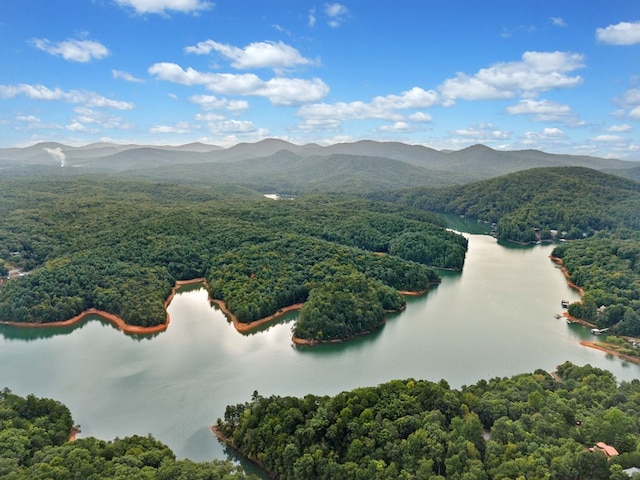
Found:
114,0 -> 213,15
194,113 -> 225,121
606,124 -> 632,133
16,115 -> 41,124
439,51 -> 585,103
0,83 -> 134,110
112,69 -> 145,83
189,94 -> 249,113
378,121 -> 412,133
551,17 -> 567,27
596,21 -> 640,45
521,128 -> 568,150
148,62 -> 329,105
506,98 -> 574,122
324,3 -> 348,27
308,9 -> 317,27
615,87 -> 640,119
297,87 -> 439,130
453,123 -> 510,141
205,119 -> 257,133
150,121 -> 195,134
31,38 -> 109,62
592,134 -> 625,142
185,40 -> 314,70
629,106 -> 640,120
72,107 -> 132,130
408,112 -> 432,122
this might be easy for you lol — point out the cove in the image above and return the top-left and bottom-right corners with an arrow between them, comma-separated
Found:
0,233 -> 639,464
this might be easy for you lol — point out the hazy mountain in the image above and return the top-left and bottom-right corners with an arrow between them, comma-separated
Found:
1,140 -> 637,193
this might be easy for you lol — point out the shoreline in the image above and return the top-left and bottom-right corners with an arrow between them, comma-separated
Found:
549,256 -> 585,296
0,278 -> 206,335
0,277 -> 428,338
580,341 -> 640,365
209,299 -> 304,334
550,256 -> 640,364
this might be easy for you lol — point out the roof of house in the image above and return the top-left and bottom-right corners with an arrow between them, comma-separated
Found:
595,442 -> 619,457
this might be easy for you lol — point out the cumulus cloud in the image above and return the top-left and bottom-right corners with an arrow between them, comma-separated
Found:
596,21 -> 640,45
614,87 -> 640,119
325,3 -> 348,27
453,123 -> 510,141
378,121 -> 412,133
185,40 -> 314,70
31,38 -> 109,62
72,107 -> 132,130
297,87 -> 439,130
0,83 -> 134,109
189,94 -> 249,113
148,62 -> 329,105
112,69 -> 145,82
439,51 -> 585,103
506,99 -> 574,122
592,134 -> 625,142
150,121 -> 196,134
551,17 -> 567,27
408,112 -> 433,122
606,124 -> 632,133
522,128 -> 567,147
308,9 -> 317,27
114,0 -> 213,15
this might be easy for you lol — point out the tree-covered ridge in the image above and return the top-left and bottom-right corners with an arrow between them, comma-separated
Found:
377,167 -> 640,243
0,389 -> 256,480
551,230 -> 640,337
216,362 -> 640,480
0,177 -> 464,334
207,234 -> 438,330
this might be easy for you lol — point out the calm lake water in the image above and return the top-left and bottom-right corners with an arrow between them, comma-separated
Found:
1,233 -> 639,462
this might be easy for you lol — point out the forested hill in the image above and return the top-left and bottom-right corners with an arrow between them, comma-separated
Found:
376,166 -> 640,243
216,362 -> 640,479
0,176 -> 465,341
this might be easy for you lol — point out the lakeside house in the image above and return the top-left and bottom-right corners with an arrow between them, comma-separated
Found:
590,442 -> 619,458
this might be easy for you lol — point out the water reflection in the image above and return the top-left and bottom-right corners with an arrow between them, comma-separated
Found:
0,234 -> 638,465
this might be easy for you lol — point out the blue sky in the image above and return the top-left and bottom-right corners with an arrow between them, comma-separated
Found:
1,1 -> 640,159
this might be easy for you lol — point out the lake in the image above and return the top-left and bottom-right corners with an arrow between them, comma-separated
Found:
1,233 -> 639,463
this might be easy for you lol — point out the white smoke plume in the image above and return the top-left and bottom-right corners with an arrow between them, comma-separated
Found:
44,147 -> 66,167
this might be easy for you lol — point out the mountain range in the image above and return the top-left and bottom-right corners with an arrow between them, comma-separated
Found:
2,139 -> 639,193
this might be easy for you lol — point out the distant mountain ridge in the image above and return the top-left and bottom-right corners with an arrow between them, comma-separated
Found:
1,139 -> 637,193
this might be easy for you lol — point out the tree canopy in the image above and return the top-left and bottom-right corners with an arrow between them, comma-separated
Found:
0,176 -> 464,342
216,362 -> 640,480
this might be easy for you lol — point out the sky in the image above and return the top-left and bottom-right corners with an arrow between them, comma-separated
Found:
1,1 -> 640,159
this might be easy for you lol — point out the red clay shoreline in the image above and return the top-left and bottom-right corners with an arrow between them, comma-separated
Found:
550,255 -> 640,363
0,278 -> 206,335
0,277 -> 429,339
549,256 -> 585,296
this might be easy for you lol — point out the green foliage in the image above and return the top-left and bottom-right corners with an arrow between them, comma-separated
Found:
378,166 -> 640,243
294,273 -> 392,341
552,231 -> 640,335
217,363 -> 640,480
207,234 -> 438,333
0,389 -> 256,479
0,177 -> 464,331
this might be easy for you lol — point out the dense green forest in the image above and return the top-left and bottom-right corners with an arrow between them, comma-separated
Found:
551,230 -> 640,337
376,167 -> 640,243
0,389 -> 255,479
216,362 -> 640,479
0,176 -> 464,341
